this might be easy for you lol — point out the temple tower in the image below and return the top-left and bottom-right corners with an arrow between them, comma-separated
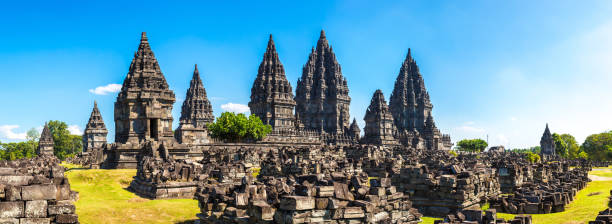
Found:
82,101 -> 108,152
540,123 -> 556,159
295,30 -> 351,134
175,64 -> 214,144
105,32 -> 194,169
249,35 -> 296,130
389,49 -> 432,133
388,49 -> 451,149
349,118 -> 361,140
363,90 -> 397,145
37,122 -> 54,156
114,32 -> 176,143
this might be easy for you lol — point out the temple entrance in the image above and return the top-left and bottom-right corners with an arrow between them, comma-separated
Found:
150,119 -> 159,140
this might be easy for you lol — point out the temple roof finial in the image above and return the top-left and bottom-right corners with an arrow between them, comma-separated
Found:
320,30 -> 326,39
140,32 -> 148,43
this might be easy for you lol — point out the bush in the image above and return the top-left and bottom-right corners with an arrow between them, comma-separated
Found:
524,151 -> 541,163
456,139 -> 488,152
208,112 -> 272,142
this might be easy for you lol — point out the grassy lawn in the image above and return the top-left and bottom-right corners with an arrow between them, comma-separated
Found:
65,168 -> 199,224
421,166 -> 612,224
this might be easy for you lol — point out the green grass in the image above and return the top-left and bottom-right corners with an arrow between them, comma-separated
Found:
421,166 -> 612,224
66,168 -> 200,224
420,216 -> 442,224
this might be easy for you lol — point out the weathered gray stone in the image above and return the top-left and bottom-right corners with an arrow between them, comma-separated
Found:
19,218 -> 50,224
0,202 -> 23,218
280,196 -> 315,211
20,185 -> 56,201
47,204 -> 75,215
25,200 -> 47,218
55,214 -> 78,223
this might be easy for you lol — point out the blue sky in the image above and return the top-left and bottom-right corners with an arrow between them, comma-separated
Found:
1,1 -> 612,148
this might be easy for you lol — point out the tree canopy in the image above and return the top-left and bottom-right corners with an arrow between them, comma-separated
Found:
456,139 -> 488,152
208,112 -> 272,142
47,120 -> 82,160
581,131 -> 612,161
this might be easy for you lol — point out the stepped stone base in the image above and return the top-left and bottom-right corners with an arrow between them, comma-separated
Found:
129,177 -> 197,199
102,142 -> 202,169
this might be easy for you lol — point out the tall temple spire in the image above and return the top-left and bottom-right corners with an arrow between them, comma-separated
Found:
363,90 -> 397,145
389,48 -> 433,133
388,49 -> 451,150
83,101 -> 108,152
349,118 -> 361,139
540,123 -> 556,158
179,64 -> 214,128
295,30 -> 351,135
115,32 -> 176,144
176,64 -> 215,144
249,35 -> 296,130
37,122 -> 54,156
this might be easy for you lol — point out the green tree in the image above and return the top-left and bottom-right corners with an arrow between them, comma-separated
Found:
26,128 -> 40,142
208,112 -> 272,142
552,133 -> 568,158
47,120 -> 82,160
0,141 -> 37,160
559,134 -> 580,159
456,139 -> 488,152
581,131 -> 612,161
524,151 -> 541,163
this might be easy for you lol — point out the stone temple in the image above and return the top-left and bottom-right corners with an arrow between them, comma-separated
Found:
175,64 -> 214,145
249,35 -> 296,130
389,49 -> 452,150
363,90 -> 398,145
82,101 -> 108,153
540,123 -> 556,160
104,32 -> 197,168
295,30 -> 351,137
37,122 -> 54,156
91,31 -> 455,169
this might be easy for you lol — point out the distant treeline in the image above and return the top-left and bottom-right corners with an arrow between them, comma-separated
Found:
0,120 -> 82,160
456,131 -> 612,162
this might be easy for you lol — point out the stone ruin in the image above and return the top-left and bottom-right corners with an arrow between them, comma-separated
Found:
128,141 -> 203,199
437,209 -> 532,224
37,123 -> 54,157
195,174 -> 423,224
589,190 -> 612,224
489,162 -> 590,214
539,124 -> 556,161
0,156 -> 79,223
67,102 -> 108,168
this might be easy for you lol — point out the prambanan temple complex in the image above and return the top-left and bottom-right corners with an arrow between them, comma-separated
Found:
2,31 -> 611,224
85,31 -> 453,169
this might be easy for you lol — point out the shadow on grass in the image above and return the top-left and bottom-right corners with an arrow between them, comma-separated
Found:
175,220 -> 197,224
65,167 -> 89,172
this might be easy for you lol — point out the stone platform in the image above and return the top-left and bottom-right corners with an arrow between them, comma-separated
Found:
129,177 -> 197,199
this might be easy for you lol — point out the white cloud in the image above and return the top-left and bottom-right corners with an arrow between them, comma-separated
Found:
210,96 -> 227,101
67,125 -> 83,135
495,134 -> 509,146
510,117 -> 518,122
457,125 -> 485,133
89,84 -> 121,95
220,103 -> 250,114
0,125 -> 27,140
455,121 -> 485,133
